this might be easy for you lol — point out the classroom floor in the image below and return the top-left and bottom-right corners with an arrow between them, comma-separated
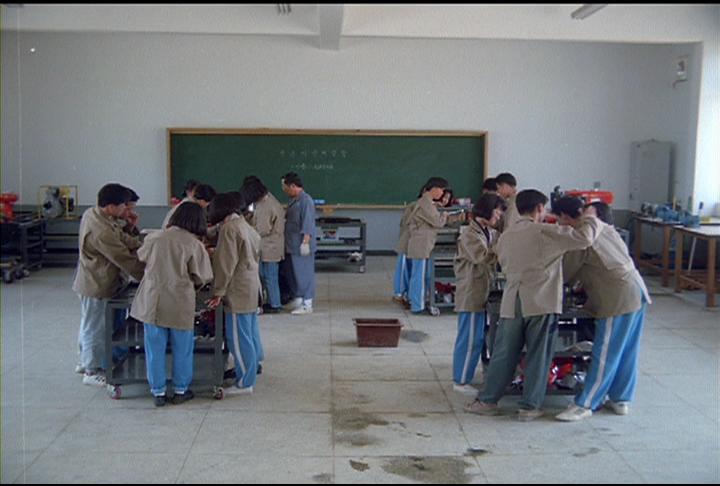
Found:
2,255 -> 718,484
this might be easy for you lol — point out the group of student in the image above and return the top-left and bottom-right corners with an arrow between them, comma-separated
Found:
394,172 -> 650,423
72,172 -> 317,407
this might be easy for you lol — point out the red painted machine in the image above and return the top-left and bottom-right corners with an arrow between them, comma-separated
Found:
546,186 -> 614,224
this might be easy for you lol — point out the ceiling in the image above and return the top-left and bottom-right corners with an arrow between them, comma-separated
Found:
1,4 -> 715,50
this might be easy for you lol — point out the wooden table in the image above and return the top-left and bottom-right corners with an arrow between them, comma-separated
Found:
674,225 -> 720,307
633,215 -> 681,287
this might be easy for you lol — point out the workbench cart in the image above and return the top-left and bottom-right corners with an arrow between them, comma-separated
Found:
104,284 -> 227,400
426,227 -> 462,315
315,217 -> 367,273
483,285 -> 595,395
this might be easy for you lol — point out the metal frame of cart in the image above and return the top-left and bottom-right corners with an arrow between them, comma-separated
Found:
104,285 -> 227,400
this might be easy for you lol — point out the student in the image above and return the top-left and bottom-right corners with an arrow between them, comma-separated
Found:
406,177 -> 465,314
281,172 -> 316,316
494,172 -> 518,232
481,177 -> 498,194
464,189 -> 600,421
551,197 -> 651,422
72,183 -> 146,386
392,195 -> 420,307
205,192 -> 262,395
161,179 -> 199,228
452,193 -> 506,396
130,202 -> 214,407
240,176 -> 285,314
436,188 -> 454,207
162,182 -> 216,229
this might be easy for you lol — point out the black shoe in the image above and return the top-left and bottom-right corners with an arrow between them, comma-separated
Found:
224,368 -> 237,380
171,389 -> 195,405
262,304 -> 281,314
257,363 -> 263,375
154,394 -> 167,407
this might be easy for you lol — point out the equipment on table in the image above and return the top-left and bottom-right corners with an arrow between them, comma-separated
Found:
38,185 -> 78,219
0,193 -> 19,221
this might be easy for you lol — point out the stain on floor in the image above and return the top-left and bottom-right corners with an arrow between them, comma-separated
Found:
381,456 -> 474,484
400,329 -> 429,342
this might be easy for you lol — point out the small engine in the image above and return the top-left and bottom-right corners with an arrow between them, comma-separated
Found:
40,186 -> 75,218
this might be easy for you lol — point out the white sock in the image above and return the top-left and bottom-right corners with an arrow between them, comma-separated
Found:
291,297 -> 302,307
303,299 -> 313,308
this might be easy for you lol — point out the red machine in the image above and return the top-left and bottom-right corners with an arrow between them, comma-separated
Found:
1,193 -> 19,221
546,186 -> 614,224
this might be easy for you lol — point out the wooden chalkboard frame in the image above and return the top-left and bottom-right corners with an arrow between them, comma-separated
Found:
167,128 -> 488,208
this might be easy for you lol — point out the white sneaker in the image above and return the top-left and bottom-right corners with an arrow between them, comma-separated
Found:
283,298 -> 302,311
74,363 -> 85,374
225,385 -> 253,395
453,383 -> 479,396
291,305 -> 313,315
605,400 -> 629,416
82,372 -> 106,387
555,403 -> 592,422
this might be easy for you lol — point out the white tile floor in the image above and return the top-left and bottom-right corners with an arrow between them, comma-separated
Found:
2,255 -> 718,484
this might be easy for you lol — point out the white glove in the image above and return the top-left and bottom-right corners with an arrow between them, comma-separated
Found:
300,242 -> 311,256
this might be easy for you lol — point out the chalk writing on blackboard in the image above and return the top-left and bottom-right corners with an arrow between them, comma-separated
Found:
291,163 -> 335,171
279,149 -> 347,159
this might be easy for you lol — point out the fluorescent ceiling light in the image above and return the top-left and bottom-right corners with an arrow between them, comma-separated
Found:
571,4 -> 607,20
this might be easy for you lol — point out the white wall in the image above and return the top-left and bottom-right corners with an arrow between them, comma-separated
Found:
0,31 -> 707,249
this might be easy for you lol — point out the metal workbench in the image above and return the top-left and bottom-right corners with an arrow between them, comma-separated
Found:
484,284 -> 595,395
104,284 -> 228,400
315,217 -> 367,273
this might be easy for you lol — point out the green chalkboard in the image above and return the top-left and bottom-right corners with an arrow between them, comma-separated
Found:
167,129 -> 487,207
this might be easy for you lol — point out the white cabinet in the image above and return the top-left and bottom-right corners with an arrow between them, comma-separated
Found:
629,140 -> 675,212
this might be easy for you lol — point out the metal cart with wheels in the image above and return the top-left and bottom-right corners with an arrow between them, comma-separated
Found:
483,283 -> 595,396
104,284 -> 227,400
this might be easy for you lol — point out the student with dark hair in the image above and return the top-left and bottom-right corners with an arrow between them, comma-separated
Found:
551,196 -> 651,422
482,177 -> 498,194
241,175 -> 285,314
392,198 -> 417,307
494,172 -> 519,232
406,176 -> 465,314
452,192 -> 506,396
281,172 -> 316,315
130,202 -> 213,407
435,188 -> 454,208
72,183 -> 146,386
162,182 -> 216,229
465,189 -> 600,421
585,201 -> 614,225
205,192 -> 263,395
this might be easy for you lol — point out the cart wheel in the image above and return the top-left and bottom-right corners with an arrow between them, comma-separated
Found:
358,266 -> 366,274
21,269 -> 30,278
107,385 -> 121,399
213,386 -> 224,400
429,306 -> 441,317
2,271 -> 14,284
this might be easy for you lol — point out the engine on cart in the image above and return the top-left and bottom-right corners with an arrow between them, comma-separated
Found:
38,185 -> 77,219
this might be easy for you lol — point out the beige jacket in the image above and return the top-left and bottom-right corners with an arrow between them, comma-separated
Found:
211,213 -> 262,314
253,192 -> 285,262
395,200 -> 416,254
72,206 -> 145,299
496,193 -> 519,233
453,220 -> 498,312
407,193 -> 448,259
130,227 -> 213,330
563,221 -> 651,318
162,196 -> 195,229
496,215 -> 600,318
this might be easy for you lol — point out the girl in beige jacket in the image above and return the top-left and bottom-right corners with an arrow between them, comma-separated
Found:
206,192 -> 263,395
130,202 -> 213,406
